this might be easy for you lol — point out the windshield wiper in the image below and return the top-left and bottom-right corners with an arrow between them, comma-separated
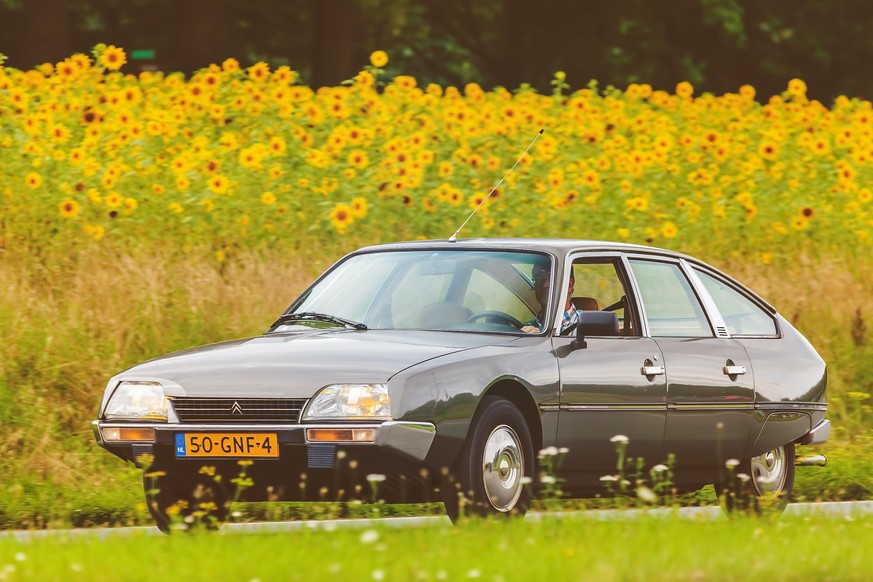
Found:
270,311 -> 368,331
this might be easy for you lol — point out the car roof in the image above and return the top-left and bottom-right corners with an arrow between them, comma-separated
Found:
355,238 -> 696,261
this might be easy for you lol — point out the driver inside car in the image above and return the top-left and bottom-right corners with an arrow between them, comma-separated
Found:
521,261 -> 579,334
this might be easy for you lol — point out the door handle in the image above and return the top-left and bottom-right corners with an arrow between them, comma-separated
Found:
640,356 -> 664,380
723,365 -> 747,376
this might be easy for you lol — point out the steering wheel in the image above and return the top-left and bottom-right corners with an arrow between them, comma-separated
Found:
465,310 -> 525,329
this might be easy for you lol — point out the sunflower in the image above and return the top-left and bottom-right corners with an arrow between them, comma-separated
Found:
208,174 -> 230,195
100,45 -> 127,71
222,58 -> 241,73
49,124 -> 71,144
105,192 -> 123,208
350,197 -> 369,219
269,136 -> 287,156
55,58 -> 78,79
84,224 -> 105,241
787,78 -> 807,98
261,191 -> 276,205
329,204 -> 354,233
59,199 -> 80,218
25,172 -> 42,189
675,81 -> 694,99
758,142 -> 779,161
369,50 -> 388,68
347,150 -> 369,169
247,62 -> 270,82
739,84 -> 756,100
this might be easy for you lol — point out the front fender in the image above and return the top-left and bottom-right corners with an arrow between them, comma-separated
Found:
390,336 -> 559,472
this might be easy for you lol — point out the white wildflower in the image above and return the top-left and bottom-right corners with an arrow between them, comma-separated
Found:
360,529 -> 379,544
637,485 -> 657,503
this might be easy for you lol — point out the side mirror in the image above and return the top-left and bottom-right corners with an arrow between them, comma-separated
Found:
571,311 -> 620,349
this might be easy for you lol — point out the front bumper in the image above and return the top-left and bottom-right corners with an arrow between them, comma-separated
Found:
92,420 -> 436,466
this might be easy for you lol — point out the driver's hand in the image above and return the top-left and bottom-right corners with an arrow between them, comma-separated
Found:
521,325 -> 540,334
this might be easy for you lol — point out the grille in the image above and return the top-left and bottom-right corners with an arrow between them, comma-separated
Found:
171,398 -> 307,423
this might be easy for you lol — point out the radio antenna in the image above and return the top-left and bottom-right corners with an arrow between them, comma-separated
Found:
448,128 -> 544,242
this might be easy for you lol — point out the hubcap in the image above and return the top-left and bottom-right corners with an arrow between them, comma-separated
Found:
481,424 -> 524,511
750,446 -> 787,496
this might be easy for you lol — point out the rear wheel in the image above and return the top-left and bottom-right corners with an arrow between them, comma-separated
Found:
442,396 -> 534,523
715,443 -> 795,516
143,471 -> 230,534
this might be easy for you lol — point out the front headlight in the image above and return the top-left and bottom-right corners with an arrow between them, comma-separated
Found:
303,383 -> 391,421
104,381 -> 168,421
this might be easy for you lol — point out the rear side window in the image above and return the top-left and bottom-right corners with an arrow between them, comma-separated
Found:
629,260 -> 713,338
694,269 -> 777,336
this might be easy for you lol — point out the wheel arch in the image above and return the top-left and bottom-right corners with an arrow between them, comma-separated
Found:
483,379 -> 543,455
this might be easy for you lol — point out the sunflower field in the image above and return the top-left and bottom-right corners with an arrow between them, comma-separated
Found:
1,46 -> 872,264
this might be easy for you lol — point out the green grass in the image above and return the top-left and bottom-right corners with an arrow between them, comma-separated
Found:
1,438 -> 870,530
2,514 -> 872,581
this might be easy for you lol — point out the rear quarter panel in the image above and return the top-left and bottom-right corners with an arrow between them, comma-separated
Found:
738,314 -> 827,454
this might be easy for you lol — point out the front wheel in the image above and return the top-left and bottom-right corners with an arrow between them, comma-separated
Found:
442,396 -> 534,523
715,443 -> 795,516
143,470 -> 230,534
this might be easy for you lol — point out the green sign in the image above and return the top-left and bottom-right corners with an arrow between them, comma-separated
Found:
131,49 -> 156,60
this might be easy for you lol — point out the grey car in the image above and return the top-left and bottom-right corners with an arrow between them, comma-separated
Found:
93,239 -> 829,531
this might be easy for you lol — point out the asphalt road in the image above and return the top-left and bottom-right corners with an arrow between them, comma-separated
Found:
3,501 -> 872,542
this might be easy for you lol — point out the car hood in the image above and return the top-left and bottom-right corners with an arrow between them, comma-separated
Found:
114,329 -> 519,399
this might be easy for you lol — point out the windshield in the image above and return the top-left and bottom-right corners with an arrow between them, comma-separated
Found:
276,250 -> 551,333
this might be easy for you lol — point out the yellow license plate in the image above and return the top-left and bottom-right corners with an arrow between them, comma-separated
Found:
175,433 -> 279,458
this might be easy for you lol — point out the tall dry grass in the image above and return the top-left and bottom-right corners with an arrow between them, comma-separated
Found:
0,247 -> 321,494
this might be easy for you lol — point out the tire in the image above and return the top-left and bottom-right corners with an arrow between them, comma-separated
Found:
715,443 -> 795,517
443,396 -> 534,523
143,471 -> 230,534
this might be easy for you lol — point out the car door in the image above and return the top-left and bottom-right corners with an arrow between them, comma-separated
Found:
554,255 -> 667,477
627,257 -> 757,470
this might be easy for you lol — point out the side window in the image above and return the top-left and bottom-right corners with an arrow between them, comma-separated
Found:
571,260 -> 637,336
694,269 -> 777,336
629,260 -> 713,338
